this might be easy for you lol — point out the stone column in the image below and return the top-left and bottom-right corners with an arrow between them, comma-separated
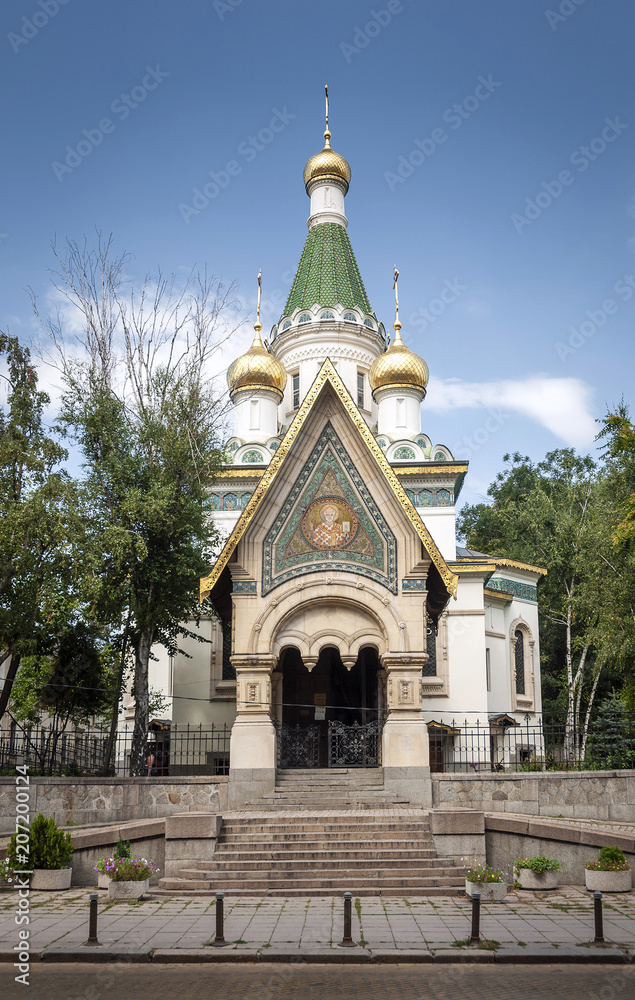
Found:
380,652 -> 431,807
228,653 -> 277,808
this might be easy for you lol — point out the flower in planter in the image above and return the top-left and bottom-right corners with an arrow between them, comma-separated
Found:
0,855 -> 14,885
515,856 -> 561,877
586,845 -> 631,872
462,859 -> 506,884
104,855 -> 160,882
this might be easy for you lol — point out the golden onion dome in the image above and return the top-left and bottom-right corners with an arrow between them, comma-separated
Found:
369,323 -> 429,398
303,130 -> 351,194
227,323 -> 287,400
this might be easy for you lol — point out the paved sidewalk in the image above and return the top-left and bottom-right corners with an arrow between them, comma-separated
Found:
1,886 -> 633,964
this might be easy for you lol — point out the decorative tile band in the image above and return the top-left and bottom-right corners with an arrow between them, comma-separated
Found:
234,581 -> 257,594
405,488 -> 454,507
402,579 -> 426,592
206,491 -> 253,512
487,578 -> 538,602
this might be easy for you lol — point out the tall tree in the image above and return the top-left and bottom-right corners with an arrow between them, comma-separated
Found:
0,333 -> 81,721
34,235 -> 236,773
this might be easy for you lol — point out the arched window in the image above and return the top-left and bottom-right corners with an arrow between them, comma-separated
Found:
424,624 -> 437,677
514,629 -> 525,695
299,313 -> 311,324
343,312 -> 357,322
320,311 -> 334,320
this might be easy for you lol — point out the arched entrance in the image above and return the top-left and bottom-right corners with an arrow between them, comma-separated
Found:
275,645 -> 382,768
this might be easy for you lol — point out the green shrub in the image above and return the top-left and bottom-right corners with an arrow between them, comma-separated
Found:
586,845 -> 630,872
115,838 -> 131,859
515,856 -> 561,875
7,813 -> 74,871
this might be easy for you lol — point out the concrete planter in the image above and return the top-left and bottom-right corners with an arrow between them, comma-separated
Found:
585,868 -> 632,893
31,868 -> 72,891
518,868 -> 559,890
108,878 -> 150,901
465,879 -> 507,902
97,873 -> 111,889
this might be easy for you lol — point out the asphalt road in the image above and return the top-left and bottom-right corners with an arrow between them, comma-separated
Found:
3,963 -> 634,999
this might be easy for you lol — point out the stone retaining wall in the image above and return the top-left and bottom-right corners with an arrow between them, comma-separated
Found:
485,813 -> 635,885
0,776 -> 228,833
432,769 -> 635,822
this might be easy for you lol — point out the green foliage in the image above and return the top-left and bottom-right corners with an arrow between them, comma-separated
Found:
515,856 -> 561,874
462,860 -> 505,883
115,838 -> 131,859
7,812 -> 74,870
586,845 -> 630,871
585,696 -> 635,770
98,854 -> 159,881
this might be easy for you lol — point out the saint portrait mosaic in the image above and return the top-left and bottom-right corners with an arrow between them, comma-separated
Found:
262,422 -> 397,594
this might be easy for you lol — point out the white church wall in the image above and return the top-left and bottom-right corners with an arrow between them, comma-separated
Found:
418,507 -> 457,561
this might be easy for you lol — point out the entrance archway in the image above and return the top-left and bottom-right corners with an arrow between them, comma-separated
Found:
275,645 -> 382,768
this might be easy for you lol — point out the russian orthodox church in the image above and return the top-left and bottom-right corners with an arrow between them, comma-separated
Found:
163,96 -> 545,807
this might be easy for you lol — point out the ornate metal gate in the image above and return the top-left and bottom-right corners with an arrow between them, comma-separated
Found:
275,722 -> 320,769
327,720 -> 382,768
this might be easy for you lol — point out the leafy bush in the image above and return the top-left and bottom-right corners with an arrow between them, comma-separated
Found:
7,813 -> 73,871
115,838 -> 131,859
586,845 -> 630,872
93,855 -> 159,882
515,856 -> 561,875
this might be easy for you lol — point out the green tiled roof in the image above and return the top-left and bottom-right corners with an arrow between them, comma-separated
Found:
281,223 -> 374,320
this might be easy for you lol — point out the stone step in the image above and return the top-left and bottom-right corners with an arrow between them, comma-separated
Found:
151,884 -> 463,898
157,873 -> 464,892
192,857 -> 451,873
176,866 -> 462,882
211,847 -> 439,862
219,819 -> 430,832
219,828 -> 432,842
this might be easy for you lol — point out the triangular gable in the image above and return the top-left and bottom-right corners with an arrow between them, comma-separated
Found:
200,359 -> 458,601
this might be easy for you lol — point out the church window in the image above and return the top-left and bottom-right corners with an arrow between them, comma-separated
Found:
514,629 -> 525,695
292,372 -> 300,409
434,450 -> 446,461
424,624 -> 437,677
344,312 -> 356,322
271,325 -> 278,339
486,647 -> 491,692
394,446 -> 416,461
228,440 -> 240,452
320,311 -> 334,320
250,399 -> 260,431
241,450 -> 264,464
396,398 -> 406,427
282,320 -> 292,331
357,371 -> 364,408
363,318 -> 374,329
377,438 -> 387,449
299,313 -> 311,324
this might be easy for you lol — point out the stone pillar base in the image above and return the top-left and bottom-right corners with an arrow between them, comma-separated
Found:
230,717 -> 277,769
384,766 -> 432,807
227,767 -> 276,810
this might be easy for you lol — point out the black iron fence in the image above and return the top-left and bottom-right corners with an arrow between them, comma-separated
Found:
428,715 -> 635,773
0,722 -> 231,777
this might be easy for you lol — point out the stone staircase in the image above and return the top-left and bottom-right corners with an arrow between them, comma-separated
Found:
156,769 -> 465,897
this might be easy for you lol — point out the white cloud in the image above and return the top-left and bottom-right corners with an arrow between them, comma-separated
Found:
426,375 -> 597,448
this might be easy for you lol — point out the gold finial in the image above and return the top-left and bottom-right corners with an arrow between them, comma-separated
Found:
392,267 -> 403,343
254,270 -> 263,337
324,83 -> 331,147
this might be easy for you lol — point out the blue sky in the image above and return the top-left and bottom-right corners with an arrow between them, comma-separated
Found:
1,0 -> 634,507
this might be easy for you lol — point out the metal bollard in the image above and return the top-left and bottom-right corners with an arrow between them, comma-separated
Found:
84,893 -> 101,947
340,891 -> 356,947
470,890 -> 481,944
594,890 -> 604,943
212,891 -> 227,947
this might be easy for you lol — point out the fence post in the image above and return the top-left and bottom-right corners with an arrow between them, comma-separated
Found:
340,891 -> 356,947
84,893 -> 101,947
213,891 -> 227,946
470,890 -> 481,944
593,891 -> 604,943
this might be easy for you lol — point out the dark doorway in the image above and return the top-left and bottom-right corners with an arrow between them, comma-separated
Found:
278,645 -> 380,767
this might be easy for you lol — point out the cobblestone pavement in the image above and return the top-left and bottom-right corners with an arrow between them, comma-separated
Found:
0,885 -> 633,962
2,963 -> 634,998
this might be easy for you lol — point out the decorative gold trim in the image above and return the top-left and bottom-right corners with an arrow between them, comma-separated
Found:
494,557 -> 547,577
395,464 -> 469,476
215,469 -> 266,479
200,359 -> 459,601
450,560 -> 497,575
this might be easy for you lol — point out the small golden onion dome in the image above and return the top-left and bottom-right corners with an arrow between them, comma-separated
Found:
368,323 -> 429,398
303,129 -> 351,194
227,323 -> 287,400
